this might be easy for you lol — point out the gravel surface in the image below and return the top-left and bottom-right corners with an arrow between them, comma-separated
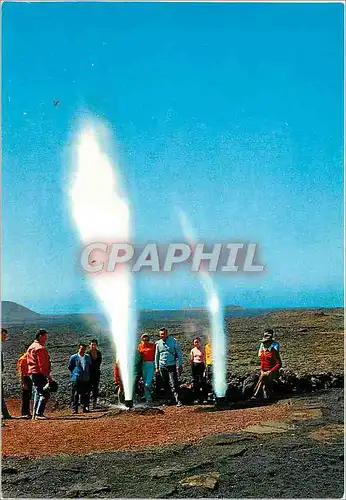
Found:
2,399 -> 291,457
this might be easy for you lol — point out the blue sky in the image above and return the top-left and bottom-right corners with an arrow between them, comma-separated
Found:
2,2 -> 344,314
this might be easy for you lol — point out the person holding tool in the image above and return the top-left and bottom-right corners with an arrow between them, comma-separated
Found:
255,330 -> 282,400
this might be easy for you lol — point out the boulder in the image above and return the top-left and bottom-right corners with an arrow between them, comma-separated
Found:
242,372 -> 260,399
180,472 -> 220,491
225,382 -> 243,402
178,384 -> 194,405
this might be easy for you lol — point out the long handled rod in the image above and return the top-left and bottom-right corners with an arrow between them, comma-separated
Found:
253,374 -> 263,397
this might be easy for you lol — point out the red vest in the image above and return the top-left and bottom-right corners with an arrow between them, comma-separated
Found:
259,347 -> 280,373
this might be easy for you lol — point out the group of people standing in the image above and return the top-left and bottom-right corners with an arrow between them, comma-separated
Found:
2,328 -> 103,419
1,324 -> 282,419
115,328 -> 213,406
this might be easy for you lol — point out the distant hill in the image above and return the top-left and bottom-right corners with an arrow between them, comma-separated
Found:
1,301 -> 251,327
1,301 -> 42,324
142,305 -> 244,313
181,305 -> 243,312
1,302 -> 108,327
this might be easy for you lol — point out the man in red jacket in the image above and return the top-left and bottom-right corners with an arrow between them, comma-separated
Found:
258,331 -> 281,400
27,329 -> 52,419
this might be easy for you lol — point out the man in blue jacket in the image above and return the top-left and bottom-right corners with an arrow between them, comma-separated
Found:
155,327 -> 183,406
68,343 -> 91,414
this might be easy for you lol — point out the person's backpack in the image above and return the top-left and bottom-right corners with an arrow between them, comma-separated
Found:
16,354 -> 26,377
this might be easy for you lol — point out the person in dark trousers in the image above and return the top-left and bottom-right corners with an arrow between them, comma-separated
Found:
27,329 -> 52,420
258,330 -> 282,400
190,337 -> 207,403
68,343 -> 91,414
205,337 -> 213,382
204,336 -> 214,401
87,339 -> 102,409
1,328 -> 12,420
155,327 -> 183,406
17,343 -> 33,418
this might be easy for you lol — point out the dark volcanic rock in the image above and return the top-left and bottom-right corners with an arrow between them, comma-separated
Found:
201,434 -> 255,446
2,467 -> 18,475
151,461 -> 212,479
1,389 -> 344,499
179,472 -> 220,491
218,445 -> 248,458
4,473 -> 33,485
241,372 -> 260,399
156,487 -> 178,498
133,407 -> 165,415
65,481 -> 111,497
177,384 -> 194,405
225,379 -> 244,402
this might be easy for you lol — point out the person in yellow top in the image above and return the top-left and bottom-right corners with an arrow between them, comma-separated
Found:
205,336 -> 213,398
205,343 -> 212,366
16,343 -> 33,418
205,340 -> 212,382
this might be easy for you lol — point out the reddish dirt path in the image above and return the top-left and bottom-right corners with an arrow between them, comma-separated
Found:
2,399 -> 292,458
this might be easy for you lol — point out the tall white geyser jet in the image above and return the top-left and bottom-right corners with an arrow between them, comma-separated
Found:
69,120 -> 137,404
178,211 -> 227,398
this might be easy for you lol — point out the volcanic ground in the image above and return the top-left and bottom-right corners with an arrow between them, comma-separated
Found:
2,307 -> 344,404
1,389 -> 344,498
1,307 -> 344,498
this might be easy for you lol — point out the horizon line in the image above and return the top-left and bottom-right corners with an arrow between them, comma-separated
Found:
1,299 -> 343,318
